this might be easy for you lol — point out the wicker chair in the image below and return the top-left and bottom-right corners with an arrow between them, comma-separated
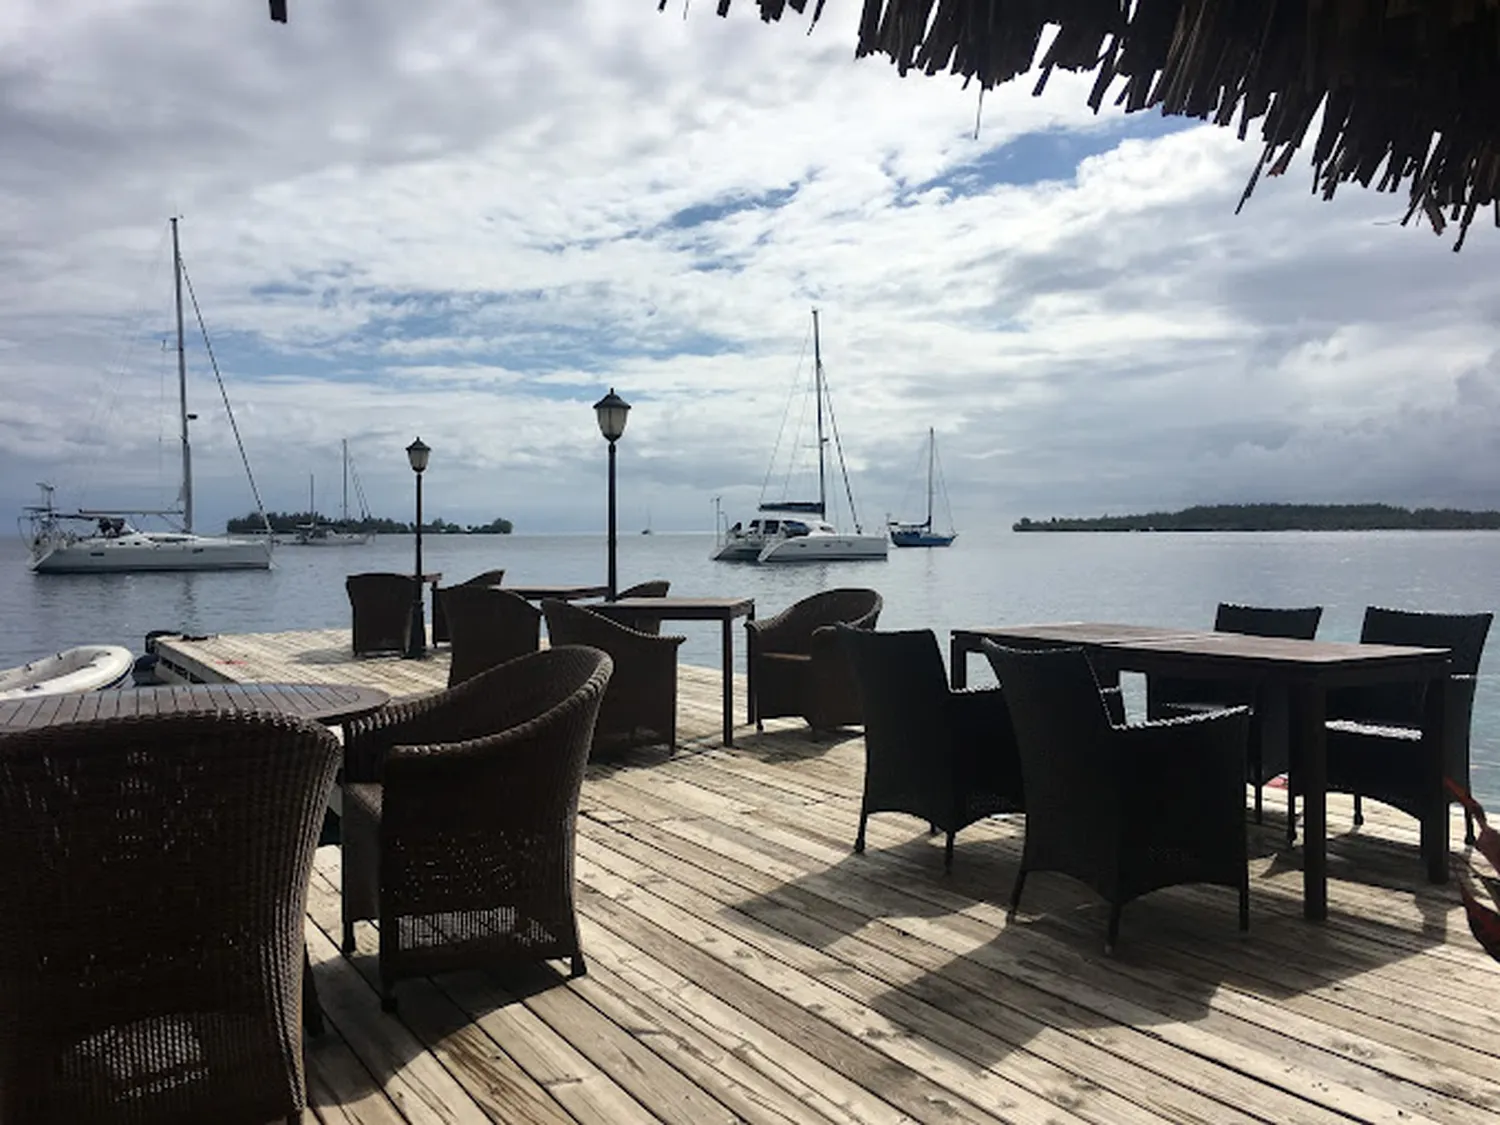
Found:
1147,602 -> 1323,825
340,646 -> 611,1011
1320,606 -> 1493,845
441,585 -> 542,687
611,578 -> 670,634
431,568 -> 506,644
0,712 -> 340,1125
747,588 -> 883,736
984,641 -> 1251,953
346,572 -> 418,656
542,598 -> 685,755
839,627 -> 1023,870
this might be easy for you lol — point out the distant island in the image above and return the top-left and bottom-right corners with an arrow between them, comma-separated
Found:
226,511 -> 513,535
1013,503 -> 1500,532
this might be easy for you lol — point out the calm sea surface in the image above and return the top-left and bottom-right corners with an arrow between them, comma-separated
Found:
3,527 -> 1498,801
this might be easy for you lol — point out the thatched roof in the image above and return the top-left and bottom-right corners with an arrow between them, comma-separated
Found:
679,1 -> 1500,250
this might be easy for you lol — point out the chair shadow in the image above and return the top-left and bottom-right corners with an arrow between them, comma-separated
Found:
723,803 -> 1463,1069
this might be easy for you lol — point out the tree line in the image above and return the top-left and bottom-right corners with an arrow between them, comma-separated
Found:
225,511 -> 513,535
1013,503 -> 1500,532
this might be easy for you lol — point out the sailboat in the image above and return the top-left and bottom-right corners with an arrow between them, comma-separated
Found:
713,309 -> 887,563
889,428 -> 957,548
23,219 -> 272,574
290,439 -> 372,546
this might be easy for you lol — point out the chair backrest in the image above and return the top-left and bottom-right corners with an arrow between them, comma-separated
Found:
1330,606 -> 1495,725
459,568 -> 506,587
618,579 -> 669,599
839,626 -> 955,764
1215,602 -> 1322,640
543,597 -> 644,647
346,572 -> 417,654
982,642 -> 1116,757
0,711 -> 340,1123
443,586 -> 542,687
764,588 -> 883,652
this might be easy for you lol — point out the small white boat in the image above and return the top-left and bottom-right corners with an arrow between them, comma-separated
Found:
0,645 -> 134,700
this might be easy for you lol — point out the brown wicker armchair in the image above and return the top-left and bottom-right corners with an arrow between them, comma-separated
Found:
0,712 -> 340,1125
440,585 -> 542,687
340,647 -> 611,1011
431,568 -> 506,644
839,626 -> 1023,870
984,642 -> 1251,953
542,598 -> 685,755
747,588 -> 883,736
1320,606 -> 1493,845
346,572 -> 418,655
1147,602 -> 1323,825
612,578 -> 670,634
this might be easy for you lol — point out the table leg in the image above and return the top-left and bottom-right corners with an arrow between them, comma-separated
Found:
1292,682 -> 1327,921
744,610 -> 755,730
722,617 -> 734,747
1420,674 -> 1449,883
950,633 -> 968,690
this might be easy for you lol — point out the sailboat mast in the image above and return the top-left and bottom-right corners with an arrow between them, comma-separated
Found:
812,308 -> 826,517
341,438 -> 350,522
172,217 -> 193,533
925,427 -> 935,529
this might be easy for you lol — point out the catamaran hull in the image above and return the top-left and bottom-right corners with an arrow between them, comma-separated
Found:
757,533 -> 888,562
31,535 -> 272,573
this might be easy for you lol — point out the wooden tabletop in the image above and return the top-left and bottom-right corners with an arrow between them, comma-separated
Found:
0,682 -> 390,733
505,584 -> 610,601
594,596 -> 755,621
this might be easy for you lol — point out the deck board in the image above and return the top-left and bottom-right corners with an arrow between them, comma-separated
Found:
152,628 -> 1500,1124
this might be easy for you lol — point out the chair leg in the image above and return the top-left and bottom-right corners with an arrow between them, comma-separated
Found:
1286,793 -> 1296,845
1238,874 -> 1250,932
927,822 -> 939,835
1353,794 -> 1364,828
380,982 -> 397,1014
1253,782 -> 1264,824
1105,904 -> 1122,955
1466,808 -> 1476,846
1007,869 -> 1027,921
285,1113 -> 303,1124
570,952 -> 588,978
341,921 -> 355,956
853,810 -> 868,854
943,830 -> 956,873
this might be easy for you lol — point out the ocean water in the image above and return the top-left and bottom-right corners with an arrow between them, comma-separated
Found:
3,526 -> 1498,800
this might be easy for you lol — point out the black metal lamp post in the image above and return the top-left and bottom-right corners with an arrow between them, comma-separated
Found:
593,389 -> 630,600
404,437 -> 430,658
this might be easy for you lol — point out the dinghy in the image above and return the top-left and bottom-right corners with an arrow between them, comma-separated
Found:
0,645 -> 134,700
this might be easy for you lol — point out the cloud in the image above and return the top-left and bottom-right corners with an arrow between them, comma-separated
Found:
1,0 -> 1497,535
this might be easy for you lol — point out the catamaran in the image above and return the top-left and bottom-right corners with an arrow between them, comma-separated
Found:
22,218 -> 273,573
713,309 -> 886,563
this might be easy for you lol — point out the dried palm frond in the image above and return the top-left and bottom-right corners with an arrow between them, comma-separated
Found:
694,0 -> 1500,250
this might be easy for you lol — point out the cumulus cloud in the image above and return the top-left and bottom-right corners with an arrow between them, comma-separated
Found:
1,0 -> 1496,534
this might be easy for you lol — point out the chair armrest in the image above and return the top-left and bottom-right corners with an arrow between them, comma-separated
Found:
1112,708 -> 1250,793
343,687 -> 460,782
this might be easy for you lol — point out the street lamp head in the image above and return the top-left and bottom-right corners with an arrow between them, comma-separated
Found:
593,388 -> 630,443
406,437 -> 431,473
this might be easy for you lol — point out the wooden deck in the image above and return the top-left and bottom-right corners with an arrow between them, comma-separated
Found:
159,630 -> 1500,1125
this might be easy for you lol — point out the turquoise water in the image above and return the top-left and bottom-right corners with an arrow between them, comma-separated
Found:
3,526 -> 1498,800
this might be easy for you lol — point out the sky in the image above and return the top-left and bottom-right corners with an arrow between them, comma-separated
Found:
2,0 -> 1498,536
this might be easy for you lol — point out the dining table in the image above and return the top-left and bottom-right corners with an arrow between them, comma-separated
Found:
0,681 -> 390,733
950,623 -> 1453,921
592,595 -> 756,746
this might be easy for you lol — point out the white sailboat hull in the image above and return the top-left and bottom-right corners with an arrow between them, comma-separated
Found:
0,645 -> 134,699
757,532 -> 888,562
31,532 -> 272,573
